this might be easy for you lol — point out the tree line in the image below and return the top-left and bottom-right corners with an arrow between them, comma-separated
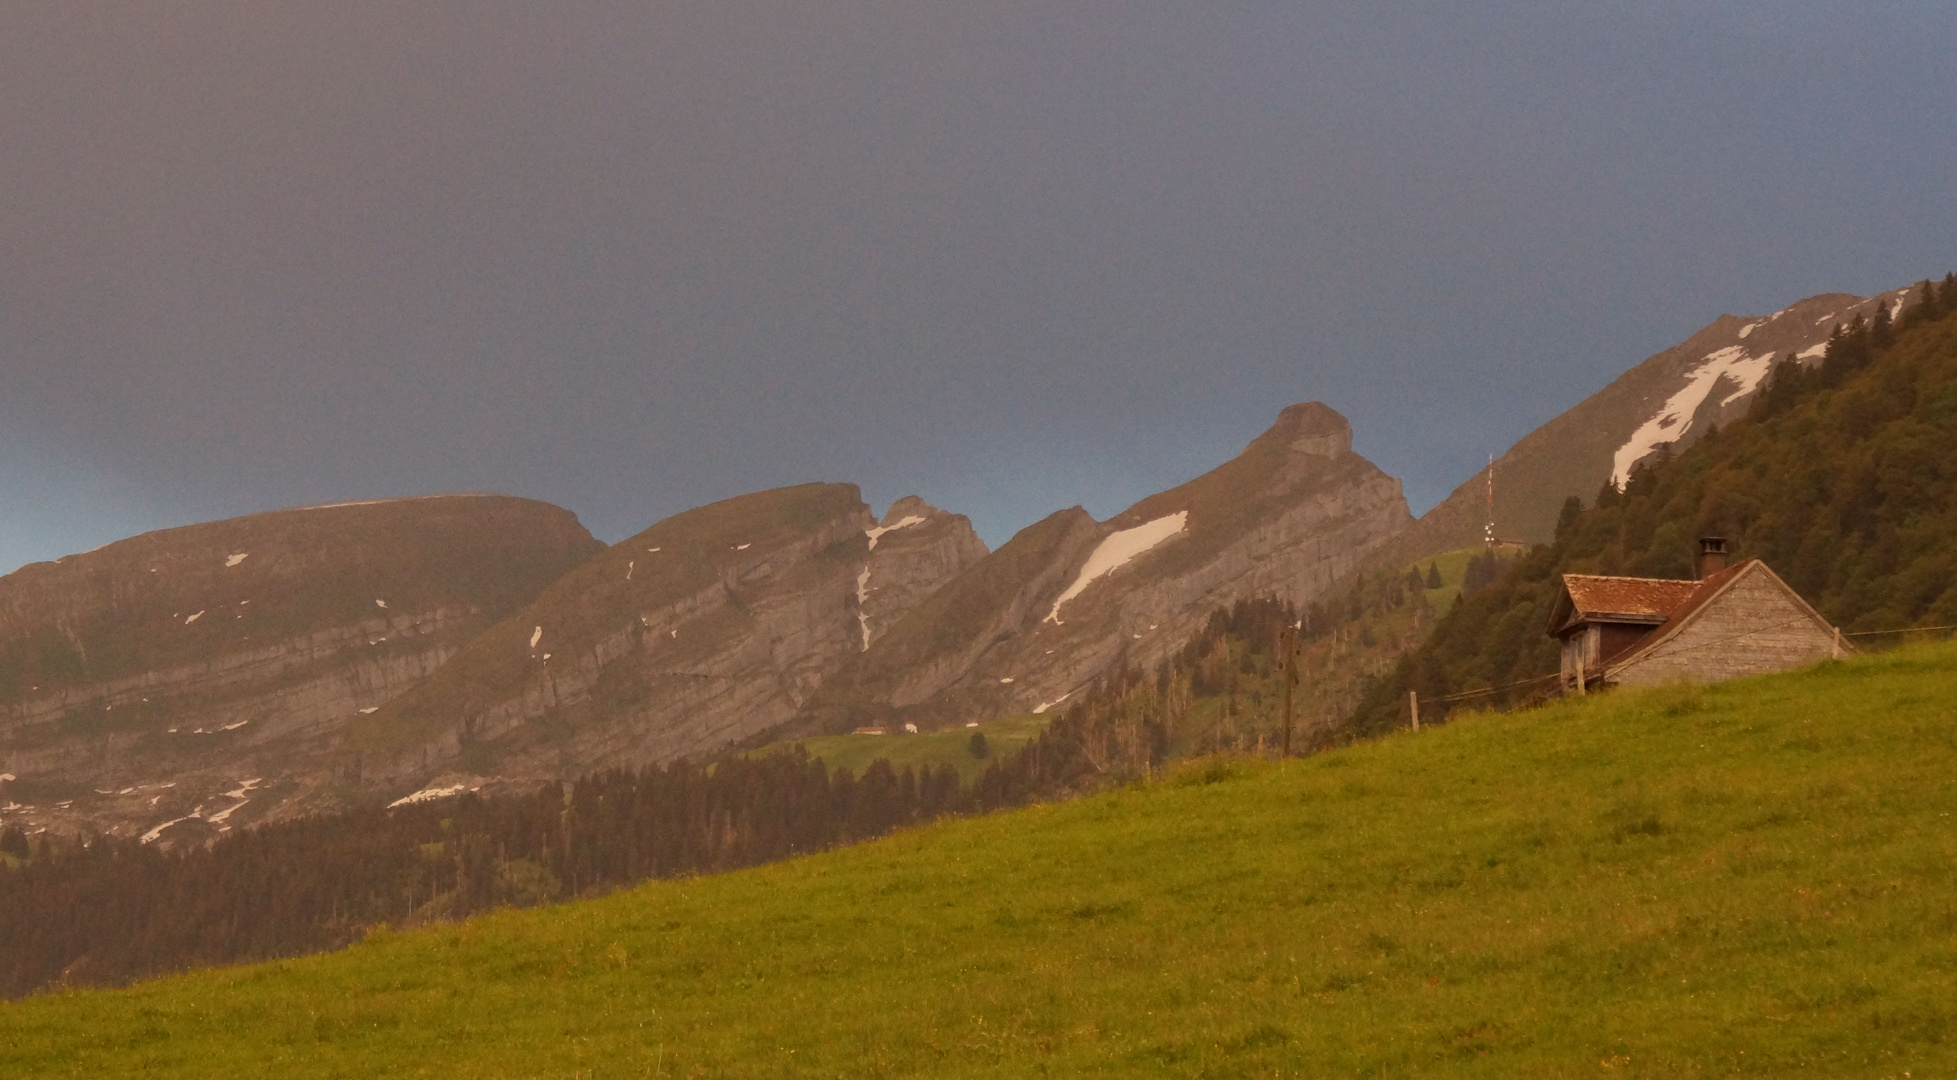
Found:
0,750 -> 970,998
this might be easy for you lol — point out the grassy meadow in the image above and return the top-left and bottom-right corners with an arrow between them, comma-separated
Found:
5,642 -> 1955,1077
748,712 -> 1050,783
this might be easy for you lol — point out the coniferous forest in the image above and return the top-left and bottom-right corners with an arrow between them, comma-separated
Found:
1351,273 -> 1957,731
0,752 -> 968,998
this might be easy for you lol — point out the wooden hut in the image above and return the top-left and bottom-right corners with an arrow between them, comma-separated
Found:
1548,538 -> 1846,693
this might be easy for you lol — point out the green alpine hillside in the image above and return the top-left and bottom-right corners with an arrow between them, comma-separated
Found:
5,639 -> 1954,1077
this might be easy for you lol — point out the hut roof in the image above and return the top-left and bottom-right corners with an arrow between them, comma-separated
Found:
1546,569 -> 1734,637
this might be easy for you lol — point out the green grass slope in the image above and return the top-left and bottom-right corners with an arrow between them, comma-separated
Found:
7,644 -> 1957,1077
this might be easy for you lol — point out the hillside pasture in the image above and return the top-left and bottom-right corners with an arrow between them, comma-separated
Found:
5,643 -> 1955,1077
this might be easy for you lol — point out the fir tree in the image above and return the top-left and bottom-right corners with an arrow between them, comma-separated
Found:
1554,496 -> 1584,542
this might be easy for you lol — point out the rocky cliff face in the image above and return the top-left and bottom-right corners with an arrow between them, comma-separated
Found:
856,497 -> 991,651
0,495 -> 603,843
353,485 -> 985,794
1387,285 -> 1920,560
789,403 -> 1412,732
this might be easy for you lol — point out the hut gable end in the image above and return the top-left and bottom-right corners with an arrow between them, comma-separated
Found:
1605,562 -> 1842,686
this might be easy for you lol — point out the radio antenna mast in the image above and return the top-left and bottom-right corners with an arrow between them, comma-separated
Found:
1483,453 -> 1495,549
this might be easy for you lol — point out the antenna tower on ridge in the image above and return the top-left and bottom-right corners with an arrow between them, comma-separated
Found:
1483,453 -> 1495,549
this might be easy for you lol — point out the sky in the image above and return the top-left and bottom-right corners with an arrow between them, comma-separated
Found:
3,2 -> 1953,572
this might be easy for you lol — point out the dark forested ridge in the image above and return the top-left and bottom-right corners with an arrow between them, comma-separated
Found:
1350,273 -> 1957,732
0,750 -> 992,998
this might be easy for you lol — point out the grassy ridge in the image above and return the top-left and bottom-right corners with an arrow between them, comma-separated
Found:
6,644 -> 1956,1077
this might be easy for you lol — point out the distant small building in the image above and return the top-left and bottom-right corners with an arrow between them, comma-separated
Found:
1547,538 -> 1846,693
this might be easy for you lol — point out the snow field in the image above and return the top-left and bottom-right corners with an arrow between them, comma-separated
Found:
1043,512 -> 1189,624
1611,347 -> 1775,489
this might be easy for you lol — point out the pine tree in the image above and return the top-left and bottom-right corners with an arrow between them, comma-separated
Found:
1554,496 -> 1584,542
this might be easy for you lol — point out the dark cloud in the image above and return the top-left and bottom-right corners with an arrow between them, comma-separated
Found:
4,2 -> 1953,570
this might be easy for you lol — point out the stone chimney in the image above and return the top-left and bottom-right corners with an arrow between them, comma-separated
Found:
1697,537 -> 1729,580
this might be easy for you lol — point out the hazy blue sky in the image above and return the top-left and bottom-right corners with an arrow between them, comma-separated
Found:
3,2 -> 1952,571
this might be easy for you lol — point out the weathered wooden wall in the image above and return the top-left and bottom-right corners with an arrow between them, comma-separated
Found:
1609,570 -> 1836,686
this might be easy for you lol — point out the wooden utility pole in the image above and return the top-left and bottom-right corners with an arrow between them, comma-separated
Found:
1409,690 -> 1420,731
1279,624 -> 1296,758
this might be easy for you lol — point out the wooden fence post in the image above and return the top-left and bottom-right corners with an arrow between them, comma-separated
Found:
1409,690 -> 1420,731
1280,625 -> 1295,758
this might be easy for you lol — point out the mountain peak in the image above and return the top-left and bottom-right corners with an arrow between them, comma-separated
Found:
1255,401 -> 1352,459
879,495 -> 940,526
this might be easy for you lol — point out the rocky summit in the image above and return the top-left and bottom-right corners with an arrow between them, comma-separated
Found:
351,484 -> 987,800
789,402 -> 1412,734
0,495 -> 603,842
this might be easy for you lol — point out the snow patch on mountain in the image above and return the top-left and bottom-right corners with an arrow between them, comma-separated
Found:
141,813 -> 197,844
1044,512 -> 1189,624
388,782 -> 476,808
1611,347 -> 1774,489
864,514 -> 926,551
856,565 -> 875,651
853,510 -> 945,649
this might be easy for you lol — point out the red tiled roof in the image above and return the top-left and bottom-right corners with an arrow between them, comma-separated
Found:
1550,561 -> 1755,637
1635,560 -> 1749,635
1559,574 -> 1702,621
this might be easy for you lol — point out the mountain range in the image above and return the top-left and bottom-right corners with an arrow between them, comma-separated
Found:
1,278 -> 1932,841
0,496 -> 600,840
